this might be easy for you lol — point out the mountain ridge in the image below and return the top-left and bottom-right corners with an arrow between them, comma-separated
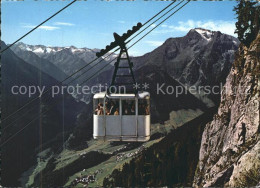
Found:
1,28 -> 242,186
1,41 -> 87,186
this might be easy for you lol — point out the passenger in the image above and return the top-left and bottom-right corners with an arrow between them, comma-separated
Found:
138,104 -> 145,115
123,104 -> 130,115
99,103 -> 104,115
109,101 -> 116,115
114,108 -> 119,115
105,101 -> 111,111
105,108 -> 110,115
145,105 -> 149,115
95,103 -> 101,115
95,105 -> 103,115
131,104 -> 135,115
95,106 -> 99,115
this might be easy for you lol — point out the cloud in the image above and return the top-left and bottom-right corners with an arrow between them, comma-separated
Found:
150,24 -> 156,28
53,22 -> 75,26
22,25 -> 60,31
145,40 -> 164,47
154,20 -> 237,37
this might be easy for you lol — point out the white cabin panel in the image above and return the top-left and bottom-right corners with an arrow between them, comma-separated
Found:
106,116 -> 121,136
93,115 -> 105,138
122,115 -> 136,136
137,115 -> 150,136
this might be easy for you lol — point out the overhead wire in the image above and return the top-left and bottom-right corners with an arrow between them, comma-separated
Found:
81,1 -> 190,86
126,0 -> 181,44
1,57 -> 100,123
58,1 -> 179,85
142,0 -> 176,26
2,92 -> 54,131
128,0 -> 190,49
63,1 -> 182,85
1,1 -> 177,123
0,0 -> 77,54
1,0 -> 190,147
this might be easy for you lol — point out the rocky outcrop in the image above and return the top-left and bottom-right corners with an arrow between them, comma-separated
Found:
193,34 -> 260,187
133,28 -> 239,89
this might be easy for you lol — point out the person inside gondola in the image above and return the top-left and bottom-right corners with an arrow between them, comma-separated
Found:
99,103 -> 104,115
123,103 -> 130,115
114,108 -> 119,115
105,108 -> 110,115
131,104 -> 135,115
109,101 -> 116,115
95,103 -> 104,115
145,104 -> 149,115
105,101 -> 111,111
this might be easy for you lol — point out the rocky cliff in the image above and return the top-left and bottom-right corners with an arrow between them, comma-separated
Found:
133,28 -> 239,88
193,34 -> 260,187
132,28 -> 239,104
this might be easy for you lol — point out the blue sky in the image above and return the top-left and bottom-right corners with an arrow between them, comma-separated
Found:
2,0 -> 238,56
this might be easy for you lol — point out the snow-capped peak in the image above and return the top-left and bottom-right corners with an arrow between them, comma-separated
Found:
15,42 -> 95,55
194,28 -> 214,41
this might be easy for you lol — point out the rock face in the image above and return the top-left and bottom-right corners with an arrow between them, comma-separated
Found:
193,34 -> 260,187
10,45 -> 68,82
133,28 -> 239,88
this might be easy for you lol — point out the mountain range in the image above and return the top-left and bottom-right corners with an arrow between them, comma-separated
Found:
1,28 -> 246,187
11,42 -> 115,83
1,41 -> 87,186
100,33 -> 260,188
132,28 -> 239,103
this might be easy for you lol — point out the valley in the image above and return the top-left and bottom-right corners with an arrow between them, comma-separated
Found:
2,28 -> 243,187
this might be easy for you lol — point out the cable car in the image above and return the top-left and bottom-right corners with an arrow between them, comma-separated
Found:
93,24 -> 151,142
93,91 -> 150,142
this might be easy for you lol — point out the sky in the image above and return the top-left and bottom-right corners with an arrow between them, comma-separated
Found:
2,0 -> 238,56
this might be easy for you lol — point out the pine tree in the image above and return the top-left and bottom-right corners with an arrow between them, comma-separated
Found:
234,0 -> 260,47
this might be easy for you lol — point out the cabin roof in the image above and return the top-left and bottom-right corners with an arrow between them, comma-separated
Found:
93,91 -> 150,99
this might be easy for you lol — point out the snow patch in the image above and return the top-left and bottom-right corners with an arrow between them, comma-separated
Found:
33,48 -> 44,53
195,28 -> 213,41
46,47 -> 52,53
26,47 -> 32,51
71,48 -> 85,53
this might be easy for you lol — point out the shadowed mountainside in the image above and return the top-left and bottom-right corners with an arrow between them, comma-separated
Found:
1,41 -> 86,186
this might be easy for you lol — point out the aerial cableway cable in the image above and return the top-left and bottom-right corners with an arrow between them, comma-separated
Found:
125,0 -> 182,45
1,56 -> 103,123
1,1 -> 177,123
1,0 -> 189,146
2,93 -> 54,131
141,0 -> 176,26
57,0 -> 178,85
1,0 -> 190,147
0,0 -> 77,54
1,1 -> 179,132
128,0 -> 190,49
81,0 -> 190,85
55,1 -> 183,85
1,0 -> 185,135
79,0 -> 188,87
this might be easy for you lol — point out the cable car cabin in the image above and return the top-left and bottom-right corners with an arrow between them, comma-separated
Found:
93,91 -> 150,142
